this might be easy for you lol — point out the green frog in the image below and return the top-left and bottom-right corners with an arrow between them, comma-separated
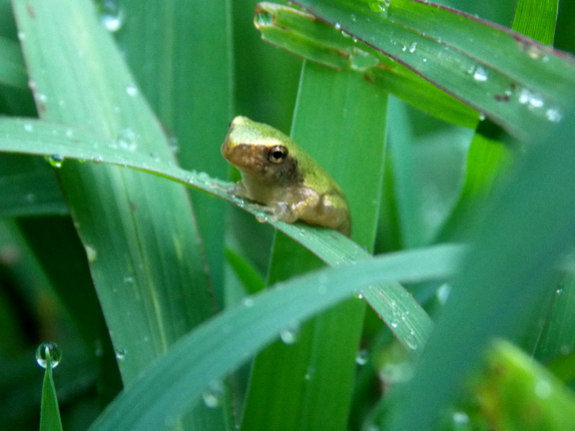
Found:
221,116 -> 351,236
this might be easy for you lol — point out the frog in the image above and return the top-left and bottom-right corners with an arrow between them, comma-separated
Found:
221,116 -> 351,236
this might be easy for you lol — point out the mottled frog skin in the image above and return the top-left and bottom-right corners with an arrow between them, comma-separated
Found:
221,116 -> 351,236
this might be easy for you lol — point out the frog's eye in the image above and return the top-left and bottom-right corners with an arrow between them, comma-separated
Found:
268,145 -> 288,164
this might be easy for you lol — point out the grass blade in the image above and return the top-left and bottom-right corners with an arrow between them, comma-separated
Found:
292,0 -> 575,140
86,244 -> 460,431
0,117 -> 433,349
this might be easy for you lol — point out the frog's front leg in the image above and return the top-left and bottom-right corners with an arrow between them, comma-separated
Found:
270,188 -> 321,224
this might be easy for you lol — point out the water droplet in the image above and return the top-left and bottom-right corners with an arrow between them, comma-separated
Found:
472,66 -> 488,82
408,42 -> 417,53
422,58 -> 427,62
545,107 -> 562,123
436,284 -> 451,304
242,297 -> 254,307
401,45 -> 407,52
280,324 -> 300,345
116,128 -> 138,151
115,348 -> 127,360
92,156 -> 104,163
85,245 -> 97,263
405,331 -> 418,350
46,154 -> 64,168
334,22 -> 341,30
355,350 -> 368,365
99,0 -> 124,32
350,48 -> 379,71
36,342 -> 62,369
556,288 -> 564,295
202,380 -> 225,408
23,123 -> 34,132
390,319 -> 399,328
368,0 -> 389,13
126,85 -> 138,96
17,31 -> 26,41
123,275 -> 134,283
534,379 -> 552,399
350,14 -> 357,22
452,411 -> 469,424
255,11 -> 273,26
169,136 -> 179,154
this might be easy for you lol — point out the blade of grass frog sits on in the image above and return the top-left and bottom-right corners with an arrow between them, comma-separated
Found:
221,116 -> 351,236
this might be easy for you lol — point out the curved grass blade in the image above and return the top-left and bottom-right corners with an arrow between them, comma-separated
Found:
86,244 -> 461,431
0,117 -> 433,351
292,0 -> 575,140
255,3 -> 479,128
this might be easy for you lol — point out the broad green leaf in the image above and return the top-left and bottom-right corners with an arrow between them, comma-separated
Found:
292,0 -> 575,140
388,104 -> 575,430
86,244 -> 461,431
255,3 -> 479,128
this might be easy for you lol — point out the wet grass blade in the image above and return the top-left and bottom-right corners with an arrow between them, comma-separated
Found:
11,1 -> 222,427
292,0 -> 575,140
255,3 -> 479,128
86,245 -> 460,431
115,0 -> 233,303
0,116 -> 433,351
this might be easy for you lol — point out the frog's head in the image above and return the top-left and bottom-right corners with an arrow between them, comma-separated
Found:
221,116 -> 302,185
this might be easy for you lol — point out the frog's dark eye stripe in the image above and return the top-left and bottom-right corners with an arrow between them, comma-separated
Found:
268,145 -> 288,164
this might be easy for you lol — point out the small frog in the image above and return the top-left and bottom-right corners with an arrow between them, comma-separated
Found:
221,116 -> 351,236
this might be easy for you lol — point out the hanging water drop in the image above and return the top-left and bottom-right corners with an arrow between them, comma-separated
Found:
36,342 -> 62,369
99,0 -> 124,32
115,348 -> 127,360
279,323 -> 300,345
202,380 -> 225,408
46,154 -> 64,168
355,350 -> 368,365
